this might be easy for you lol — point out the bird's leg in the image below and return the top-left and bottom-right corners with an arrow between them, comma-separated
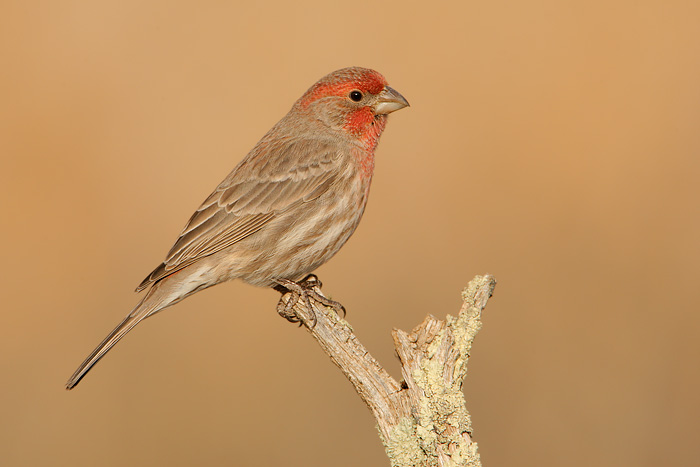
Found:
274,285 -> 302,324
274,279 -> 316,327
298,274 -> 346,318
273,274 -> 346,327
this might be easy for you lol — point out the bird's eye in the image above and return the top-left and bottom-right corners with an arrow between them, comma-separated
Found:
349,90 -> 363,102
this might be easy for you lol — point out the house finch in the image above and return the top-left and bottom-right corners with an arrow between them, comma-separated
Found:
66,67 -> 409,390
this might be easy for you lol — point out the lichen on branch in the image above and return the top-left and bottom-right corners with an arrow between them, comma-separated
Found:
278,274 -> 496,467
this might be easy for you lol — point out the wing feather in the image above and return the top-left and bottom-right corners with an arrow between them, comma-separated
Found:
135,136 -> 341,292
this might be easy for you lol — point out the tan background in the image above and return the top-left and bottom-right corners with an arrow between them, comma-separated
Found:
2,1 -> 699,466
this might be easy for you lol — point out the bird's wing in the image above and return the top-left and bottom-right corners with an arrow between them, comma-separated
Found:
136,138 -> 341,291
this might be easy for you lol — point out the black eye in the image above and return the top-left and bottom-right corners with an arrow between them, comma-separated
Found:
349,90 -> 363,102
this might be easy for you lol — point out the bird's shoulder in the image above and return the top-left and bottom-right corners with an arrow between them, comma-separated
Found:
135,130 -> 351,292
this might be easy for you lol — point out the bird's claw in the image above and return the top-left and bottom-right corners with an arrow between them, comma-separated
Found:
274,274 -> 346,328
300,274 -> 346,319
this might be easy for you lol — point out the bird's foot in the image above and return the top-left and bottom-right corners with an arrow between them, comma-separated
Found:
274,274 -> 346,328
296,274 -> 347,318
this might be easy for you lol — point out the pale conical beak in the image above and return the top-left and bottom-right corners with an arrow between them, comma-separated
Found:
373,86 -> 410,115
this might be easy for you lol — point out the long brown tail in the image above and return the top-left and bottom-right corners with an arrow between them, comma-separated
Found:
66,286 -> 169,390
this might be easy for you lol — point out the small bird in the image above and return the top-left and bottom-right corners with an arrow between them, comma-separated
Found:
66,67 -> 409,389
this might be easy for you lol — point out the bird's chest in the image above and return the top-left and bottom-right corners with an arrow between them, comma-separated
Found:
343,163 -> 373,217
349,147 -> 375,200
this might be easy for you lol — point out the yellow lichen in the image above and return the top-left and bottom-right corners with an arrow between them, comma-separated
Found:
380,417 -> 427,467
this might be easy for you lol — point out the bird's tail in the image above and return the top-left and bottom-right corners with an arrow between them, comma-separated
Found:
65,285 -> 170,390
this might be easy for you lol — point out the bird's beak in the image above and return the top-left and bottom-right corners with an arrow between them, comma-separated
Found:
373,86 -> 410,115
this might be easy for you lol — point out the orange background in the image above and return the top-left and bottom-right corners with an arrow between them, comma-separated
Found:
2,1 -> 699,466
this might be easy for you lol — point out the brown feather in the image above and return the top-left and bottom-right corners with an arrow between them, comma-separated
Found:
137,136 -> 342,291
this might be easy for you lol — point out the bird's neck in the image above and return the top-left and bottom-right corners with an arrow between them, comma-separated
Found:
353,146 -> 376,181
346,114 -> 387,180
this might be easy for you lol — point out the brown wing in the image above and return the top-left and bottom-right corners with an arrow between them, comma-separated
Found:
136,137 -> 341,292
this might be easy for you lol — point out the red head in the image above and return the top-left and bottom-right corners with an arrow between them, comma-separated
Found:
295,67 -> 409,147
300,68 -> 388,107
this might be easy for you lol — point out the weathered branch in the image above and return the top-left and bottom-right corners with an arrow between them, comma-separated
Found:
279,274 -> 496,467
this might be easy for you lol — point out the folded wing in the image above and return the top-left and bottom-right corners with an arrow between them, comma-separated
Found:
136,138 -> 341,291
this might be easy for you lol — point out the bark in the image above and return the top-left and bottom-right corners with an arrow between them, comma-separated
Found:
278,274 -> 496,467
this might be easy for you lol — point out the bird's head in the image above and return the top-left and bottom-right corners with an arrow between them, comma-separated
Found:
295,67 -> 409,145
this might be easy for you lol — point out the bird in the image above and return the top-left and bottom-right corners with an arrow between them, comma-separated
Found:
66,67 -> 409,390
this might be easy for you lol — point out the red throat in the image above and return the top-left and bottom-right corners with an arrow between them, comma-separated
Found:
345,111 -> 387,179
344,108 -> 386,144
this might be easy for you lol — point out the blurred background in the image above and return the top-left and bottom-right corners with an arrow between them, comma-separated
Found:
1,1 -> 698,466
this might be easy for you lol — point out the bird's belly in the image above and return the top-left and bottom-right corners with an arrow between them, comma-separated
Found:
234,182 -> 368,288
